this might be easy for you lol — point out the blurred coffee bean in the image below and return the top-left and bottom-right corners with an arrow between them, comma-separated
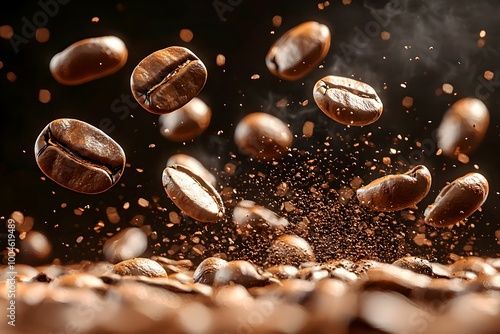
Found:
266,265 -> 299,280
234,112 -> 293,160
162,164 -> 225,222
18,231 -> 52,265
131,46 -> 207,114
392,256 -> 433,276
267,234 -> 316,266
266,21 -> 331,80
103,227 -> 148,263
193,257 -> 228,285
313,75 -> 383,126
34,118 -> 126,194
355,259 -> 384,275
356,165 -> 432,212
437,97 -> 490,159
159,97 -> 211,142
166,154 -> 216,187
110,258 -> 167,277
51,273 -> 107,290
212,284 -> 253,308
295,266 -> 329,282
0,264 -> 38,281
213,260 -> 270,288
424,172 -> 489,227
49,36 -> 127,85
449,257 -> 497,276
362,264 -> 431,297
232,200 -> 289,237
152,256 -> 194,274
251,279 -> 315,304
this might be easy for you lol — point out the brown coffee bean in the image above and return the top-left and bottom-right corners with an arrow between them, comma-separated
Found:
159,97 -> 212,142
234,112 -> 293,160
437,97 -> 490,159
130,46 -> 207,114
49,36 -> 127,85
232,200 -> 289,237
193,257 -> 229,285
313,75 -> 383,126
18,231 -> 52,265
162,164 -> 225,222
166,154 -> 216,187
103,227 -> 148,263
266,21 -> 331,80
34,118 -> 126,194
424,172 -> 489,227
265,265 -> 299,280
213,260 -> 270,288
267,234 -> 316,266
392,256 -> 433,276
356,165 -> 432,212
110,258 -> 167,277
51,273 -> 107,290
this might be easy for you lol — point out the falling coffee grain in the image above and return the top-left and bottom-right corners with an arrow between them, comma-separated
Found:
356,165 -> 431,212
313,75 -> 383,126
49,36 -> 128,85
424,172 -> 489,228
232,199 -> 289,237
34,118 -> 126,194
130,46 -> 207,114
266,21 -> 331,80
162,164 -> 225,222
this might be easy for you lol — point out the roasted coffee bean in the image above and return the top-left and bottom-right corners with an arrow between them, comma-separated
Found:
437,97 -> 490,159
110,258 -> 167,277
166,154 -> 216,187
130,46 -> 207,114
266,21 -> 331,80
392,256 -> 433,276
234,112 -> 293,160
18,231 -> 52,265
162,164 -> 225,222
213,260 -> 270,288
103,227 -> 148,263
449,257 -> 497,276
159,97 -> 212,142
51,273 -> 107,290
266,265 -> 299,280
232,200 -> 289,237
424,172 -> 489,227
34,118 -> 126,194
356,165 -> 431,212
49,36 -> 127,85
267,234 -> 316,266
313,75 -> 383,126
193,257 -> 229,285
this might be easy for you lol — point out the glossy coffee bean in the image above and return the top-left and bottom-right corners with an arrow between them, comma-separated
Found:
131,46 -> 207,114
266,21 -> 331,80
424,172 -> 489,227
110,258 -> 167,277
437,97 -> 490,158
213,260 -> 270,288
232,200 -> 289,237
313,75 -> 383,126
356,165 -> 432,212
267,234 -> 316,266
162,164 -> 225,222
193,257 -> 229,285
103,227 -> 148,263
392,256 -> 433,276
34,118 -> 126,194
159,97 -> 212,142
234,112 -> 293,160
166,154 -> 216,187
49,36 -> 127,85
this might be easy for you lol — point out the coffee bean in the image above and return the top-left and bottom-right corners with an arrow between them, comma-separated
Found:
213,260 -> 270,288
131,46 -> 207,114
234,112 -> 293,160
313,75 -> 383,126
51,273 -> 107,290
266,21 -> 331,80
424,172 -> 489,227
34,118 -> 126,194
193,257 -> 228,285
159,97 -> 212,142
356,165 -> 432,212
162,164 -> 225,222
392,256 -> 433,276
266,265 -> 299,280
49,36 -> 128,85
437,97 -> 490,159
103,227 -> 148,263
110,258 -> 167,277
167,154 -> 216,187
267,234 -> 316,266
232,200 -> 289,237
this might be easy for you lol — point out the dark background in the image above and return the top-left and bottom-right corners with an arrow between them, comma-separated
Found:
1,0 -> 499,264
